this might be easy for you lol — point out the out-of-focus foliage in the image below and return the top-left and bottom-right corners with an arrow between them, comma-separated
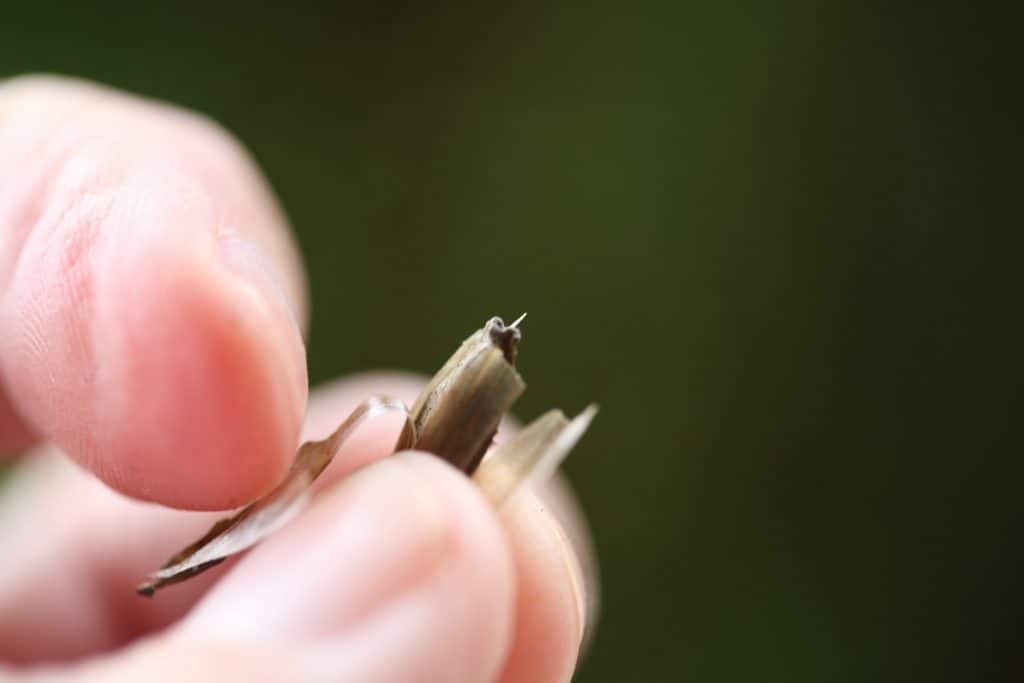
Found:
3,3 -> 1020,680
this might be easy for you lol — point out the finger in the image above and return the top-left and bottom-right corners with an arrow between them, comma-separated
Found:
0,451 -> 231,664
495,483 -> 596,683
291,458 -> 595,682
303,382 -> 593,679
179,452 -> 516,683
18,453 -> 515,683
0,374 -> 423,665
42,467 -> 596,683
259,372 -> 596,681
0,75 -> 307,509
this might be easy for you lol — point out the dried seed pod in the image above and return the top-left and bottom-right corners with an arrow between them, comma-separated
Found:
137,315 -> 596,597
395,315 -> 526,474
137,396 -> 411,596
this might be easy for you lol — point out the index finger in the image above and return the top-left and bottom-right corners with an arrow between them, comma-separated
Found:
0,76 -> 308,509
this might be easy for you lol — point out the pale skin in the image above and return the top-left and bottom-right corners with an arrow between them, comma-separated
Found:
0,76 -> 595,682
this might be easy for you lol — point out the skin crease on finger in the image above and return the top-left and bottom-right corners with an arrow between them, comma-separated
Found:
0,75 -> 309,509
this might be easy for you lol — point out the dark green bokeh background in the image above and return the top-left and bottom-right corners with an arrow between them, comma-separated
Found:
3,3 -> 1020,681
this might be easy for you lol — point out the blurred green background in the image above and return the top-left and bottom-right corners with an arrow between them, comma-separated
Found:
3,2 -> 1020,681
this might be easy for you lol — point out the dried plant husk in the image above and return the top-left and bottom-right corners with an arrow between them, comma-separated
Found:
136,396 -> 411,596
395,316 -> 525,474
138,316 -> 596,597
473,405 -> 598,506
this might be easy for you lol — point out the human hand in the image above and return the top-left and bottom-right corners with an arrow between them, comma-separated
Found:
0,76 -> 594,682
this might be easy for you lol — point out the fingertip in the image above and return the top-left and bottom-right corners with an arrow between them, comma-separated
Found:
0,77 -> 310,508
89,231 -> 307,509
184,452 -> 515,682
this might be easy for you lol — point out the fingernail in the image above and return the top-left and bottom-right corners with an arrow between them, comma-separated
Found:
217,229 -> 307,427
216,230 -> 301,336
524,493 -> 589,651
560,529 -> 589,649
184,455 -> 452,642
538,478 -> 600,654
